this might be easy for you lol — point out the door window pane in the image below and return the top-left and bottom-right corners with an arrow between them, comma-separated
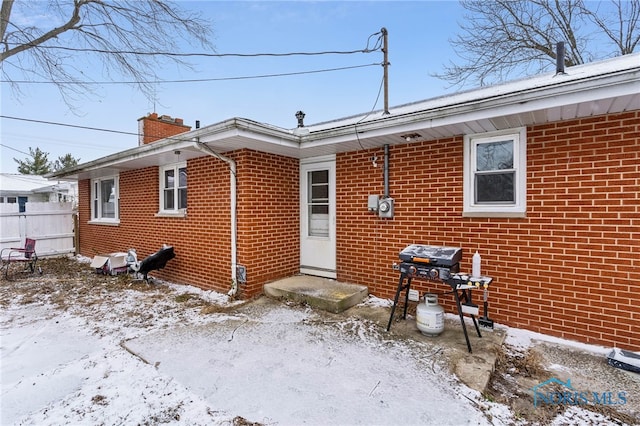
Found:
308,170 -> 329,237
311,184 -> 328,201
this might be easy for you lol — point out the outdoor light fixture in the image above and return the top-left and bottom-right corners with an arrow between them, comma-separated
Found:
401,133 -> 421,142
295,111 -> 305,128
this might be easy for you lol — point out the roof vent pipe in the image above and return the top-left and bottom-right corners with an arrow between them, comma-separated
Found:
556,42 -> 566,75
195,120 -> 200,129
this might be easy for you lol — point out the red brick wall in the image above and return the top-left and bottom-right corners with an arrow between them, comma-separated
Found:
336,111 -> 639,350
78,159 -> 230,289
236,150 -> 300,296
78,149 -> 299,296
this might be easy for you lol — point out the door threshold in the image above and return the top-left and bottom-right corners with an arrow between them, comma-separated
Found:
299,266 -> 336,279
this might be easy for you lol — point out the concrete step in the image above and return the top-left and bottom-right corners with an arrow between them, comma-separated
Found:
263,275 -> 368,313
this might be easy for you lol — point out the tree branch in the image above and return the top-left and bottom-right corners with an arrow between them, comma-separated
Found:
1,0 -> 215,109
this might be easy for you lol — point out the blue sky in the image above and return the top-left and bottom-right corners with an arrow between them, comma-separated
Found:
1,1 -> 466,173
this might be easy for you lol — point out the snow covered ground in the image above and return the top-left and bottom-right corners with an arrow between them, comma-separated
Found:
1,260 -> 635,425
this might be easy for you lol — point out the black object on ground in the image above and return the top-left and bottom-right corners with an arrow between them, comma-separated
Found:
137,245 -> 176,282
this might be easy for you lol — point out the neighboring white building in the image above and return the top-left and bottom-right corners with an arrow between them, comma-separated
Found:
0,174 -> 77,212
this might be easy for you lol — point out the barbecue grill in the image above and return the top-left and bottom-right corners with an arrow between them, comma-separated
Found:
387,244 -> 494,353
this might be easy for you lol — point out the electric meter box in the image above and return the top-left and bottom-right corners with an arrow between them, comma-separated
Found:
378,197 -> 394,218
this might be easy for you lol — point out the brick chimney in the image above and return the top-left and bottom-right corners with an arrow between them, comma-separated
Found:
137,112 -> 192,145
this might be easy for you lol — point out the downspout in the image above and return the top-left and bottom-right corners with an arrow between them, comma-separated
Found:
191,142 -> 238,296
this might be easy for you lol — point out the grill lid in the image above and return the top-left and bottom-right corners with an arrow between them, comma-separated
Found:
398,244 -> 463,267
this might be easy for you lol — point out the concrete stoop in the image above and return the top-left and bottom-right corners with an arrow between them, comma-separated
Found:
263,275 -> 368,313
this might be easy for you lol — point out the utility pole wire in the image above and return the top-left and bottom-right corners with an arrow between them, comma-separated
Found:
5,44 -> 382,57
1,115 -> 266,145
1,63 -> 382,85
0,143 -> 31,156
3,30 -> 384,58
1,115 -> 140,137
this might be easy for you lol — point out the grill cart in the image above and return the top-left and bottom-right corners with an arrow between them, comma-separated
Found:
387,244 -> 494,353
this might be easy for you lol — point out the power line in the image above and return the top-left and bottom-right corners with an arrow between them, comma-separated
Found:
1,115 -> 235,164
12,44 -> 381,57
0,116 -> 138,137
1,63 -> 382,85
1,115 -> 229,146
0,143 -> 30,156
2,132 -> 118,152
5,30 -> 384,58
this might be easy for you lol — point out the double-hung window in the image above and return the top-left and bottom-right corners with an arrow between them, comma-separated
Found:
90,176 -> 119,223
463,128 -> 526,217
160,162 -> 187,214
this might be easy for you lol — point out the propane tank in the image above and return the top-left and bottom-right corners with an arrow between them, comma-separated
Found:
416,293 -> 445,336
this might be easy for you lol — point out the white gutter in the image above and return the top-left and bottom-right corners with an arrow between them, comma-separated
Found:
191,142 -> 238,296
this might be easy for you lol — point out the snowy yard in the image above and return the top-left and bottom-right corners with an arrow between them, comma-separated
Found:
1,258 -> 637,425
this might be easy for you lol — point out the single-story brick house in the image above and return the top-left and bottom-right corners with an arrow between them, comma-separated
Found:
51,54 -> 639,350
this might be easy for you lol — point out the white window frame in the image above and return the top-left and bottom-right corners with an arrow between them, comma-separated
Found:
158,162 -> 187,217
463,127 -> 526,217
89,175 -> 119,224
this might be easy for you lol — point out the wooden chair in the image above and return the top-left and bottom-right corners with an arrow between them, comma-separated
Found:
0,238 -> 40,280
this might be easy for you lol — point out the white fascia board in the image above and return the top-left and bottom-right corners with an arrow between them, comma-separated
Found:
194,118 -> 300,151
200,128 -> 299,150
193,118 -> 296,142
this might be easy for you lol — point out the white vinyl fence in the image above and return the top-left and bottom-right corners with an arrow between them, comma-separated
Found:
0,202 -> 76,257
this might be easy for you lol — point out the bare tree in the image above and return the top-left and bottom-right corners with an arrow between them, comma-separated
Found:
435,0 -> 640,87
1,0 -> 215,106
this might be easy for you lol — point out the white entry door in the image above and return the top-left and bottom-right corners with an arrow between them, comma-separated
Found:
300,156 -> 336,278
